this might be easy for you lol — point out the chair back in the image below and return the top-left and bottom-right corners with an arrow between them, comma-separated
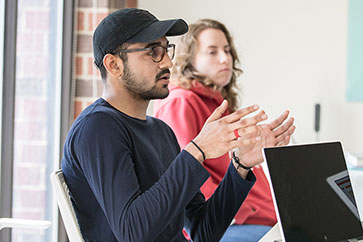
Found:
50,170 -> 84,242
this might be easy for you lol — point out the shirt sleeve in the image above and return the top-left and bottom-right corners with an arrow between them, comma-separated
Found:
73,112 -> 210,242
185,162 -> 256,242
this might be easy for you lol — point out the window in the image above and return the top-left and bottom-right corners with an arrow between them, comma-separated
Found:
1,0 -> 71,241
11,0 -> 63,241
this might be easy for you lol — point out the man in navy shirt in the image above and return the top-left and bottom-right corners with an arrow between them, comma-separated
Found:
61,8 -> 295,242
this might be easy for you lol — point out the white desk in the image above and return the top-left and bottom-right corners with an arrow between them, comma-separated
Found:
258,223 -> 281,242
349,168 -> 363,219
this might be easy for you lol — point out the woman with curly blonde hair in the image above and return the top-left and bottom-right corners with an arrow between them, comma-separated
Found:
170,19 -> 242,112
154,19 -> 277,241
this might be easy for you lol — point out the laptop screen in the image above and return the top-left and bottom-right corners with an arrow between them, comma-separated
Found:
264,142 -> 363,242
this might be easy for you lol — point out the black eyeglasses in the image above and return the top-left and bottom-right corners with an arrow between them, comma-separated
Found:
118,44 -> 175,63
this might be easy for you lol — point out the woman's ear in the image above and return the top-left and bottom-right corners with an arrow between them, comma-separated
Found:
103,54 -> 124,79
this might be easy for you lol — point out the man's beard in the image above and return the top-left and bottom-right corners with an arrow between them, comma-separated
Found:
121,63 -> 170,100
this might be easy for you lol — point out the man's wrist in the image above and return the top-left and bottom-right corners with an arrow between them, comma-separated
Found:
232,151 -> 252,179
185,142 -> 205,164
232,151 -> 253,170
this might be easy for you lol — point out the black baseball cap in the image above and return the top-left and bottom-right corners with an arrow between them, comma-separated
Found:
93,8 -> 188,68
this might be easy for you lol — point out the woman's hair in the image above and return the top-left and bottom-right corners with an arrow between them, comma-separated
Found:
172,19 -> 243,112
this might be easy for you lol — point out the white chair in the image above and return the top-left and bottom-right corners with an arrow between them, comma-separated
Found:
0,218 -> 51,231
50,170 -> 84,242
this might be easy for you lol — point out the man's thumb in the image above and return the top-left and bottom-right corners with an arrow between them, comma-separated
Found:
206,100 -> 228,123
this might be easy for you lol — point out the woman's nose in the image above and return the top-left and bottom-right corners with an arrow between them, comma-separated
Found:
219,52 -> 229,63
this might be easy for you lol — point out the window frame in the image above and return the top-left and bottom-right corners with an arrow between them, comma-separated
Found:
0,0 -> 17,239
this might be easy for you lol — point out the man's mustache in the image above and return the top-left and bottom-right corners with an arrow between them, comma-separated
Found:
155,69 -> 171,81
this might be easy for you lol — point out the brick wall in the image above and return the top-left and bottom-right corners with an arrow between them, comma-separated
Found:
74,0 -> 137,119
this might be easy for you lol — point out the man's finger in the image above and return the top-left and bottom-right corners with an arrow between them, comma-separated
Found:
274,118 -> 295,137
205,99 -> 229,123
230,110 -> 267,132
268,110 -> 289,130
230,136 -> 261,148
222,104 -> 260,124
277,135 -> 292,146
275,125 -> 296,144
234,125 -> 259,139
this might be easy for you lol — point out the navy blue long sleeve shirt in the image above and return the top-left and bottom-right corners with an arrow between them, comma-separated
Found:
61,98 -> 256,242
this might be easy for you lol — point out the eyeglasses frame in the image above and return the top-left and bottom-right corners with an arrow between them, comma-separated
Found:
117,43 -> 175,63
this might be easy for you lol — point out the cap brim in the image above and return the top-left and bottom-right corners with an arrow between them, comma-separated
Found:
127,19 -> 188,43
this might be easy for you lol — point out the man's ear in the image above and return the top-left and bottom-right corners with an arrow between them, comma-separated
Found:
103,54 -> 124,79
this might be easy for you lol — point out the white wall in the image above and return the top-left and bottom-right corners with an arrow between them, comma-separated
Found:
140,0 -> 363,153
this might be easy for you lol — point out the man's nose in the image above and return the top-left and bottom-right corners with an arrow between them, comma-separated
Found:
159,52 -> 173,69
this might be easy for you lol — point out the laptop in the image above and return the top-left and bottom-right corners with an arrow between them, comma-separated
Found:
259,141 -> 363,242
